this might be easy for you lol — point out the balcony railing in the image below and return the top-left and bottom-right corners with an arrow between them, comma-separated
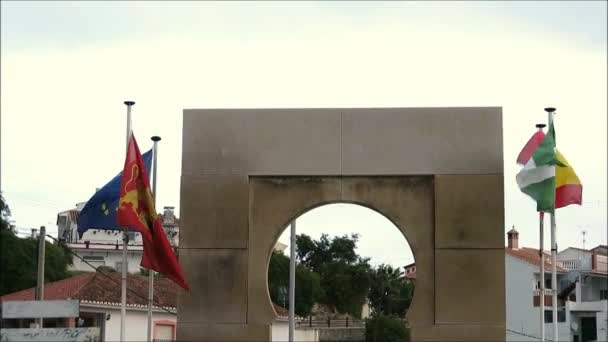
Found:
560,260 -> 579,270
567,299 -> 607,312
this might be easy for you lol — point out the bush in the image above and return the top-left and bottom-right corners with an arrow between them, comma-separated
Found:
365,315 -> 409,342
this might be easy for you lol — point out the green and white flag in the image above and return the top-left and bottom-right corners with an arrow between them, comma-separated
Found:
516,121 -> 561,212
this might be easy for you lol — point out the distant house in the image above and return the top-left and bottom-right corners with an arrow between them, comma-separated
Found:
1,272 -> 320,342
57,203 -> 180,274
0,272 -> 178,341
505,227 -> 607,342
403,262 -> 416,282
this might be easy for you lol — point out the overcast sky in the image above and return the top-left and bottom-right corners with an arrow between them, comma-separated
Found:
1,1 -> 606,267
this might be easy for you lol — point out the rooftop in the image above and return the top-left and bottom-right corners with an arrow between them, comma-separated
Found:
0,272 -> 178,310
506,247 -> 567,272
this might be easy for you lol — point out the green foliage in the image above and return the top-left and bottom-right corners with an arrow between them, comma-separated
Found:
296,233 -> 360,272
319,259 -> 371,318
0,229 -> 73,296
268,251 -> 322,317
369,264 -> 414,317
270,233 -> 415,320
365,315 -> 410,342
296,233 -> 372,318
1,192 -> 11,231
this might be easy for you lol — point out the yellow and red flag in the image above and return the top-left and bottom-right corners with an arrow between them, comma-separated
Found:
117,134 -> 189,290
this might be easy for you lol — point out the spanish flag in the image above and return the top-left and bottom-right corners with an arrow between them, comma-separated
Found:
117,134 -> 189,290
516,128 -> 582,210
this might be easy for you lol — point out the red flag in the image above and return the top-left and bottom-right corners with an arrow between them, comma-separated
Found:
516,130 -> 545,165
117,134 -> 189,290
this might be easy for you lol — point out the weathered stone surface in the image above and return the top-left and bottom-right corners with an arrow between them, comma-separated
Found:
341,176 -> 435,325
177,249 -> 248,324
176,322 -> 271,341
435,248 -> 506,325
248,177 -> 342,324
435,174 -> 505,249
341,107 -> 503,175
182,109 -> 342,176
179,107 -> 506,341
179,174 -> 249,249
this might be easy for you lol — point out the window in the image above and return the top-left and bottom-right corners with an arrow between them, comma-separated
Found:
601,290 -> 608,300
544,310 -> 566,323
154,320 -> 176,341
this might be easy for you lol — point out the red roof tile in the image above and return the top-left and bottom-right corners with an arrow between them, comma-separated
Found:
0,272 -> 179,309
506,247 -> 567,272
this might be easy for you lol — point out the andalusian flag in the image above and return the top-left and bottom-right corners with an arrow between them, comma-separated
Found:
516,122 -> 582,212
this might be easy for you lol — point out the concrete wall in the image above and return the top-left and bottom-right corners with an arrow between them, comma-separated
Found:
505,255 -> 570,342
178,107 -> 505,341
83,307 -> 175,342
271,320 -> 319,342
318,328 -> 365,341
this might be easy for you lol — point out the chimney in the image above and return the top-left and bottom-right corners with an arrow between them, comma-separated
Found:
507,226 -> 519,249
31,228 -> 38,239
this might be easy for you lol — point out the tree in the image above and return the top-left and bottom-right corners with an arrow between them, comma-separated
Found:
365,314 -> 410,342
369,264 -> 414,317
268,251 -> 322,317
0,229 -> 73,296
319,259 -> 371,318
295,233 -> 372,318
1,192 -> 11,231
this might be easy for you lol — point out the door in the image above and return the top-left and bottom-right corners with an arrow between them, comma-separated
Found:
580,316 -> 597,342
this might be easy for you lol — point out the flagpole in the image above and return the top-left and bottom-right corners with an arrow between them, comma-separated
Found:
539,211 -> 546,342
148,136 -> 161,342
546,107 -> 558,342
289,220 -> 296,342
121,100 -> 135,342
536,123 -> 547,342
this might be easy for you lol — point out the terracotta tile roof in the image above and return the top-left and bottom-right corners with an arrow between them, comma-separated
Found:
0,272 -> 94,302
273,303 -> 289,318
0,272 -> 179,309
405,271 -> 416,280
506,247 -> 567,272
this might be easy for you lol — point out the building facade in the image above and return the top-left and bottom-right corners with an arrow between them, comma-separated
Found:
505,228 -> 608,342
57,203 -> 180,273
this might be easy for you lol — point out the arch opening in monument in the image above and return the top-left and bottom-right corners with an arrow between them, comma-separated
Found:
267,202 -> 416,322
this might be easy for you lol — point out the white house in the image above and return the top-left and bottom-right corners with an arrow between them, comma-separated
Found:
506,228 -> 608,342
0,272 -> 320,342
57,204 -> 180,274
0,272 -> 178,341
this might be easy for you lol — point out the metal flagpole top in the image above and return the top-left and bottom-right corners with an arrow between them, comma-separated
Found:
544,107 -> 556,113
151,136 -> 161,142
124,101 -> 136,106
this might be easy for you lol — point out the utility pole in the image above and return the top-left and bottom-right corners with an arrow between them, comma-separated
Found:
35,226 -> 46,328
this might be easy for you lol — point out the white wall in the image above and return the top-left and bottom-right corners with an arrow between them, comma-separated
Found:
506,255 -> 570,342
558,248 -> 592,270
84,307 -> 176,342
597,310 -> 608,342
271,320 -> 319,342
69,249 -> 143,273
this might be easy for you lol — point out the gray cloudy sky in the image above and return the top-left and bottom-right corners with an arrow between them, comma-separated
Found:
1,1 -> 606,267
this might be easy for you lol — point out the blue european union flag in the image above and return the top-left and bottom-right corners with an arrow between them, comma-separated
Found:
78,149 -> 153,238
